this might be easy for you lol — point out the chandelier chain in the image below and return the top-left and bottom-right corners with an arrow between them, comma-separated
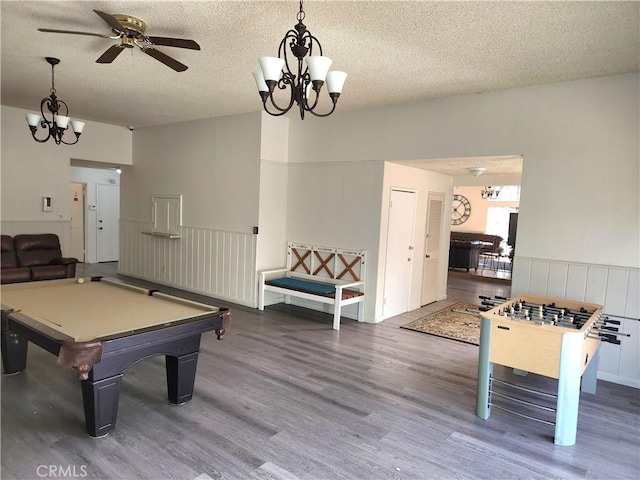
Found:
50,63 -> 56,95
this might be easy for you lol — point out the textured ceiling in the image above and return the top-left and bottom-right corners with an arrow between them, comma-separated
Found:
392,155 -> 523,177
1,1 -> 638,176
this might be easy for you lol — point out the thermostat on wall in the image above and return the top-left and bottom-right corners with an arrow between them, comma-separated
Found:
42,196 -> 53,212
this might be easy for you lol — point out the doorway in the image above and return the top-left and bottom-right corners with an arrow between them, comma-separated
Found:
96,184 -> 120,262
70,183 -> 86,262
421,192 -> 445,305
382,189 -> 417,319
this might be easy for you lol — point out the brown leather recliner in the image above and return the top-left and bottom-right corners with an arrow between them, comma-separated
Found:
1,234 -> 78,284
1,235 -> 31,284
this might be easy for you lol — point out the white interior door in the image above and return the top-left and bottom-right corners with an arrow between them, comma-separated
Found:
383,189 -> 416,318
70,183 -> 85,262
96,184 -> 120,262
421,192 -> 445,305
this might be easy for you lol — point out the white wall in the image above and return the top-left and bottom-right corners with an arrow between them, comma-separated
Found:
256,113 -> 290,272
122,112 -> 261,232
1,105 -> 132,255
288,74 -> 639,271
118,112 -> 263,306
285,161 -> 385,321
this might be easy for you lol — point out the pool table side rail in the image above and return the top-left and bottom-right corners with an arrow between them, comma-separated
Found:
2,309 -> 74,351
96,308 -> 231,346
88,308 -> 230,379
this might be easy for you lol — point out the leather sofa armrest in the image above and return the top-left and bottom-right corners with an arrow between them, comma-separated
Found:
60,257 -> 78,265
51,257 -> 79,266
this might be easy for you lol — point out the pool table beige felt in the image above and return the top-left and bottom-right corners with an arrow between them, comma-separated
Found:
1,277 -> 221,342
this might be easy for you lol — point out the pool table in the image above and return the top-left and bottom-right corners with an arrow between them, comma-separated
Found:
1,277 -> 231,437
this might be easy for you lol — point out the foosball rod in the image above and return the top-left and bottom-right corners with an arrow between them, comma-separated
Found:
512,300 -> 595,318
509,302 -> 594,318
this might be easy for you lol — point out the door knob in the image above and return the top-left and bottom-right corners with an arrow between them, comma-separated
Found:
426,254 -> 431,258
98,227 -> 103,230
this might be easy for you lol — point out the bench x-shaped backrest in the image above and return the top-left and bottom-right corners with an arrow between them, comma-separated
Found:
291,248 -> 311,274
313,251 -> 335,277
336,254 -> 361,282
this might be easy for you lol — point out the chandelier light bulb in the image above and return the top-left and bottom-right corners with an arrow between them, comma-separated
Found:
305,55 -> 332,82
252,70 -> 268,92
326,71 -> 347,94
70,120 -> 85,134
259,56 -> 285,83
26,113 -> 41,127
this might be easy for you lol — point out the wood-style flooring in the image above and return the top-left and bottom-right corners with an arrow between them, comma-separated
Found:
2,264 -> 638,479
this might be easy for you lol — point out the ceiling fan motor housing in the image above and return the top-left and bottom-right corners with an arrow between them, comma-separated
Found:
112,14 -> 146,37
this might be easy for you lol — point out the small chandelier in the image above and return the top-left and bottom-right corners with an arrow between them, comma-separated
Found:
25,57 -> 85,145
481,186 -> 501,199
252,0 -> 347,119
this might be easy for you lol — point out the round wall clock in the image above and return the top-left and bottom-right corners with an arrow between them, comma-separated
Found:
451,194 -> 471,225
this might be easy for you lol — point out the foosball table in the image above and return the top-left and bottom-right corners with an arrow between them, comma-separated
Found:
475,294 -> 614,446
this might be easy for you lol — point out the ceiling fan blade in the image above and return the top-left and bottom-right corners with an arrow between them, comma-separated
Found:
143,48 -> 188,72
146,37 -> 201,50
96,45 -> 125,64
94,10 -> 126,34
38,28 -> 110,38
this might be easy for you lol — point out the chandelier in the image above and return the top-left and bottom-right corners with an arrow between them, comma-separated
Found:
481,186 -> 501,199
25,57 -> 85,145
252,1 -> 347,119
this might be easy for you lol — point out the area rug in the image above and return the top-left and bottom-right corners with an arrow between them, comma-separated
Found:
400,302 -> 481,345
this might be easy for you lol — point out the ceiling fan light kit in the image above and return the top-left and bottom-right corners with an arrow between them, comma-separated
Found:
253,0 -> 347,119
26,57 -> 85,146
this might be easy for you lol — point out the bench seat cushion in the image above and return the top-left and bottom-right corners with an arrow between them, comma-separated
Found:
266,277 -> 363,299
267,277 -> 336,295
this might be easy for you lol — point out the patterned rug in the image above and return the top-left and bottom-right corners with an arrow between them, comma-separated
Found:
400,302 -> 481,345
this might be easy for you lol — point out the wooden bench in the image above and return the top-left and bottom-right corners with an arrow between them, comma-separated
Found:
258,243 -> 366,330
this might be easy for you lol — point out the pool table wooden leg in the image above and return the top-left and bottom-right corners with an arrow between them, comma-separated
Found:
81,374 -> 123,437
166,351 -> 199,405
1,329 -> 28,375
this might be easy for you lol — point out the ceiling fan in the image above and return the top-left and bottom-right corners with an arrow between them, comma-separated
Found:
38,10 -> 200,72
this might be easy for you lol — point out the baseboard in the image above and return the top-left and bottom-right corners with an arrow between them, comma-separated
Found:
597,371 -> 639,389
118,271 -> 255,309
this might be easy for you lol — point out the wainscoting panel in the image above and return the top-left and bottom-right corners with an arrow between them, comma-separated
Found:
565,264 -> 588,303
119,220 -> 257,307
513,257 -> 638,314
512,256 -> 640,388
